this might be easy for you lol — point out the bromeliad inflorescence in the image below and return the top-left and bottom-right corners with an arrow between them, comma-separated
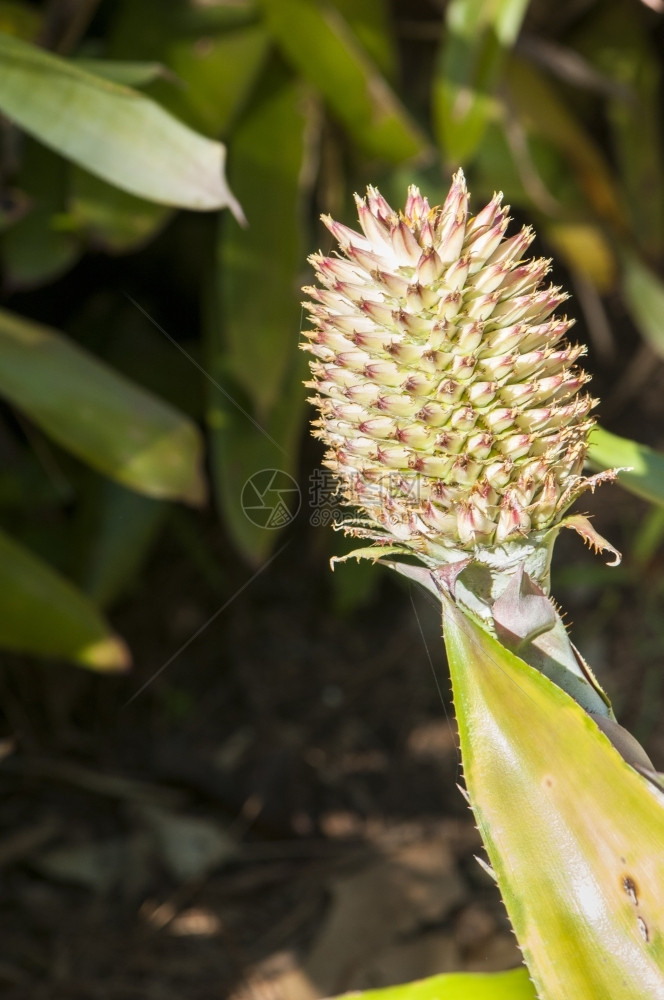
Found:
301,174 -> 664,1000
302,171 -> 616,593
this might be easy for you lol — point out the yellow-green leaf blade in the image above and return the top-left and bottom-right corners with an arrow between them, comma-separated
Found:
0,308 -> 206,504
259,0 -> 428,163
0,31 -> 240,213
0,528 -> 129,671
443,600 -> 664,999
588,426 -> 664,508
328,968 -> 535,1000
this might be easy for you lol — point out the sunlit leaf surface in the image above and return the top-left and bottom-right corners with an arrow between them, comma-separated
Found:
327,968 -> 535,1000
443,600 -> 664,999
0,31 -> 241,212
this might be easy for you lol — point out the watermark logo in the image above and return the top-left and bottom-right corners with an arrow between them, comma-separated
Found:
241,468 -> 423,529
241,469 -> 301,529
308,468 -> 345,526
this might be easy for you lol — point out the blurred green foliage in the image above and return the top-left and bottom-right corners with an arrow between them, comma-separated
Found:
1,0 -> 664,668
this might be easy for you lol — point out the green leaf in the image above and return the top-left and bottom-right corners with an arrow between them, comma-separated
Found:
152,25 -> 268,135
108,1 -> 269,136
67,167 -> 170,253
0,308 -> 206,505
443,600 -> 664,999
621,250 -> 664,358
0,527 -> 129,670
632,507 -> 664,568
214,60 -> 308,415
588,427 -> 664,508
1,139 -> 80,289
328,0 -> 397,80
206,369 -> 306,563
434,0 -> 530,164
327,968 -> 536,1000
259,0 -> 428,163
110,0 -> 260,57
206,59 -> 312,561
73,58 -> 173,87
78,481 -> 167,608
0,30 -> 241,213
